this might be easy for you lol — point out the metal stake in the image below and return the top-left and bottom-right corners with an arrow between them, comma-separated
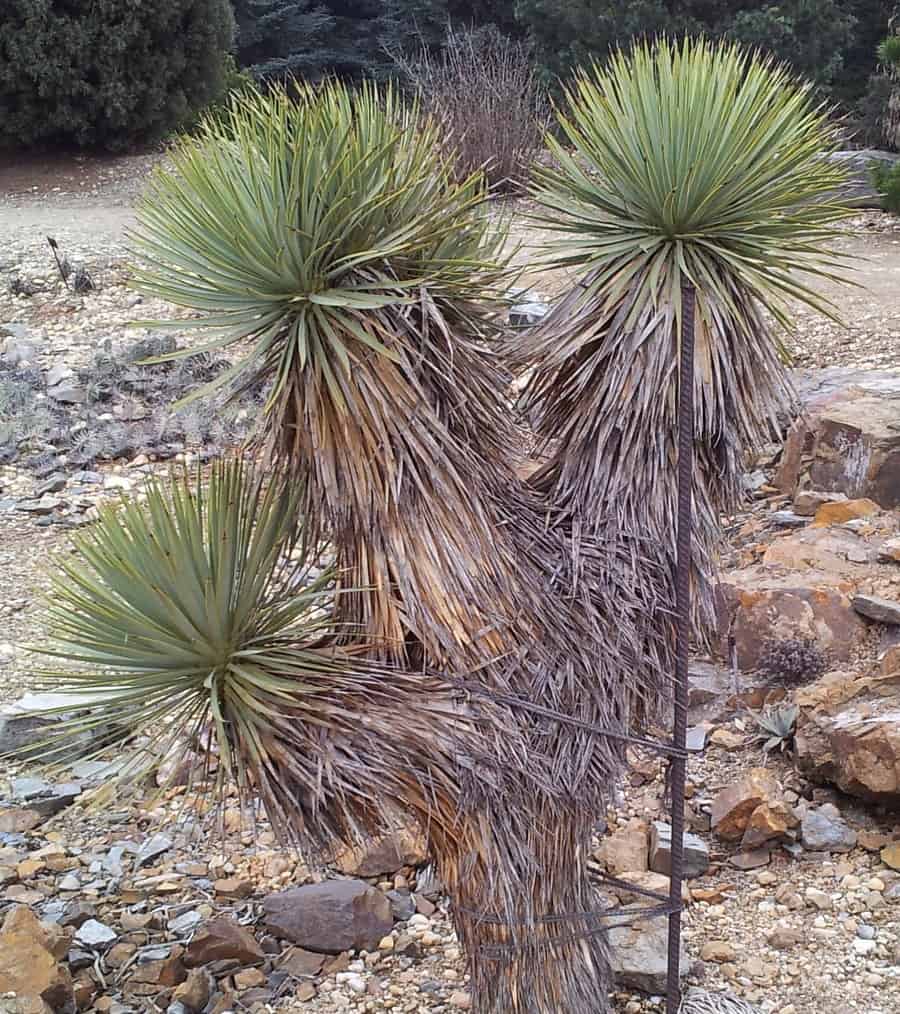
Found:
666,282 -> 696,1014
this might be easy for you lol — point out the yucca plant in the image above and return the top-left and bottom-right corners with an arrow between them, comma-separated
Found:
520,37 -> 851,635
123,81 -> 668,1013
27,459 -> 492,855
130,81 -> 519,665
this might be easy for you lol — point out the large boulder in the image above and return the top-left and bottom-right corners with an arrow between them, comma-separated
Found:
717,565 -> 867,669
826,150 -> 900,208
775,369 -> 900,509
794,670 -> 900,805
262,880 -> 394,954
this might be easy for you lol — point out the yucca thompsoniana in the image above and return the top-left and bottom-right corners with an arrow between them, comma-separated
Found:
521,37 -> 851,635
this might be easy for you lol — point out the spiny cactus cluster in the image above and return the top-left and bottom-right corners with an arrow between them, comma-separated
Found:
757,637 -> 826,685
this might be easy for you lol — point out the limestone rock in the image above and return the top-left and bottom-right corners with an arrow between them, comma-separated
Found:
648,822 -> 709,879
775,372 -> 900,509
183,917 -> 264,968
262,880 -> 394,954
794,670 -> 900,804
853,594 -> 900,625
333,827 -> 427,878
800,804 -> 858,853
594,820 -> 649,875
882,844 -> 900,871
608,906 -> 688,994
612,871 -> 691,907
711,768 -> 782,841
0,906 -> 74,1011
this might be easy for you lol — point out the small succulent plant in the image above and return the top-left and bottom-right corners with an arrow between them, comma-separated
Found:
757,637 -> 825,685
749,703 -> 800,755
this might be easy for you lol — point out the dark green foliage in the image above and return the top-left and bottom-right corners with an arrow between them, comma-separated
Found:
232,0 -> 333,79
0,0 -> 235,151
515,0 -> 883,99
872,158 -> 900,211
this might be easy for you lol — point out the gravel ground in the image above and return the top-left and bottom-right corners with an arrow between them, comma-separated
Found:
1,158 -> 900,1014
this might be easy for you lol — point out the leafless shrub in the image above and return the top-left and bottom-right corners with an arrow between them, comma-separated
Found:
391,25 -> 550,193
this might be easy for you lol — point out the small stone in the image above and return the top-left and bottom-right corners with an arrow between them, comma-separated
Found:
686,726 -> 708,752
857,923 -> 876,940
0,808 -> 42,833
214,877 -> 252,900
701,941 -> 736,963
75,920 -> 117,948
852,594 -> 900,625
135,834 -> 172,867
449,991 -> 472,1009
184,917 -> 264,968
805,888 -> 832,911
59,902 -> 96,929
767,926 -> 804,950
262,880 -> 394,954
728,849 -> 771,870
58,874 -> 80,892
801,806 -> 858,854
172,968 -> 213,1012
711,768 -> 781,841
594,819 -> 649,875
878,537 -> 900,563
233,967 -> 266,990
168,911 -> 203,936
793,490 -> 848,516
813,498 -> 880,526
881,843 -> 900,870
295,982 -> 316,1001
276,947 -> 325,977
648,821 -> 709,879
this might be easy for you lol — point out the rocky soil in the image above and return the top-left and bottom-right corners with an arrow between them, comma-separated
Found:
2,157 -> 900,1014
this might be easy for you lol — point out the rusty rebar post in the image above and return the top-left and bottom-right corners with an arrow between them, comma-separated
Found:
666,283 -> 696,1014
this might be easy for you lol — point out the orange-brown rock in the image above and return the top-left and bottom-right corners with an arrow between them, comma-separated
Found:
812,498 -> 880,526
741,799 -> 799,848
795,670 -> 900,804
775,375 -> 900,510
0,906 -> 74,1011
184,917 -> 264,968
717,568 -> 867,669
711,768 -> 782,841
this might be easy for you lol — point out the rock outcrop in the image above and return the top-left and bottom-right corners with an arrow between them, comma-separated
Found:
794,670 -> 900,805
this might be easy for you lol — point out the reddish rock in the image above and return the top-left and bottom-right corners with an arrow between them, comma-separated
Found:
184,917 -> 264,968
711,768 -> 782,841
795,670 -> 900,805
812,498 -> 880,526
262,880 -> 393,954
717,568 -> 867,668
173,968 -> 214,1012
0,808 -> 42,834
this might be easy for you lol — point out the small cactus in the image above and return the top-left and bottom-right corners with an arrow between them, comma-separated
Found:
757,637 -> 825,685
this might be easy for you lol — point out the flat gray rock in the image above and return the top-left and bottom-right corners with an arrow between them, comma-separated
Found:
852,594 -> 900,625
